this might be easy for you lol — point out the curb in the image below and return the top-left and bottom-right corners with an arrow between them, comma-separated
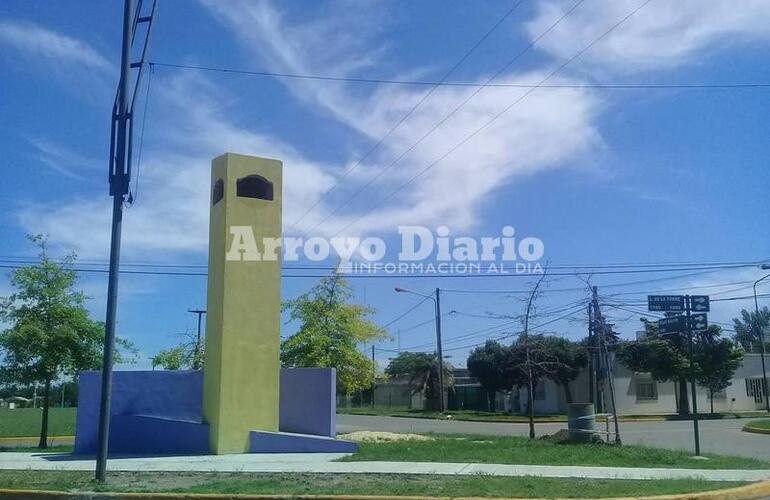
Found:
1,481 -> 770,500
742,425 -> 770,436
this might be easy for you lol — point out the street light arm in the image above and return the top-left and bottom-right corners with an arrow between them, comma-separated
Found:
394,286 -> 436,303
755,273 -> 770,315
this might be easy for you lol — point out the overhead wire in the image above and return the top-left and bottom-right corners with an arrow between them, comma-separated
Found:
287,0 -> 526,231
328,0 -> 655,237
302,0 -> 589,237
148,64 -> 770,91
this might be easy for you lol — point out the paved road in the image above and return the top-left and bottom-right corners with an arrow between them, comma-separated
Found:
337,414 -> 770,460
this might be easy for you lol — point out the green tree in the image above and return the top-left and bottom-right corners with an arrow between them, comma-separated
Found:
732,307 -> 770,352
152,345 -> 189,370
616,319 -> 691,415
694,333 -> 744,413
466,340 -> 509,411
0,235 -> 135,448
281,272 -> 387,395
151,332 -> 204,371
538,335 -> 588,404
507,334 -> 551,408
618,318 -> 741,416
385,351 -> 454,411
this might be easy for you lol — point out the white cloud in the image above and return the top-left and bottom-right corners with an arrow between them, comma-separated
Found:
17,72 -> 337,259
198,0 -> 388,137
197,0 -> 604,237
26,138 -> 103,181
526,0 -> 770,74
0,20 -> 112,74
322,74 -> 603,234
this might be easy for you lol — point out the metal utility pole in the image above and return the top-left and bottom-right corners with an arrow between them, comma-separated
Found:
592,286 -> 621,445
685,295 -> 701,455
394,287 -> 446,412
753,266 -> 770,413
587,302 -> 595,405
435,288 -> 446,412
96,0 -> 157,482
188,309 -> 207,370
371,345 -> 376,408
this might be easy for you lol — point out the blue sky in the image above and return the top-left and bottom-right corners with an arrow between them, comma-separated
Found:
1,0 -> 769,370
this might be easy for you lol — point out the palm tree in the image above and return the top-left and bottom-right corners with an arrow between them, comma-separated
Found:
385,352 -> 454,411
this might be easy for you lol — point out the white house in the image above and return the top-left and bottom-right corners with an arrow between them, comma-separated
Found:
510,352 -> 768,415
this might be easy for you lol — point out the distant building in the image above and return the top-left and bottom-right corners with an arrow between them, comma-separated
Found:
372,354 -> 768,415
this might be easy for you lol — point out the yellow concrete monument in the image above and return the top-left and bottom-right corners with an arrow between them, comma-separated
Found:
203,152 -> 283,454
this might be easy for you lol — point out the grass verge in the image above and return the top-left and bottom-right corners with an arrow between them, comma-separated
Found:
340,433 -> 770,470
0,471 -> 748,498
743,419 -> 770,435
337,407 -> 768,423
338,407 -> 567,422
0,408 -> 76,437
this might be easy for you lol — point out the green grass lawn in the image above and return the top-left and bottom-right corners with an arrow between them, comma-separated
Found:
744,418 -> 770,434
0,408 -> 76,438
341,433 -> 770,470
0,471 -> 748,498
746,419 -> 770,430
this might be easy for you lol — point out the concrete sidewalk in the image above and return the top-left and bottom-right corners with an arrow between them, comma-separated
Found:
1,452 -> 770,482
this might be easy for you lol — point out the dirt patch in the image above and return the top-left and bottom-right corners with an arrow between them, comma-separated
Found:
338,431 -> 435,442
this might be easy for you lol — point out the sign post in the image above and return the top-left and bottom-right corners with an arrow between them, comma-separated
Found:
685,295 -> 702,456
649,294 -> 709,456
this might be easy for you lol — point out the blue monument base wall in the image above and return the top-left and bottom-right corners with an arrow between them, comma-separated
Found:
73,368 -> 356,455
250,431 -> 357,453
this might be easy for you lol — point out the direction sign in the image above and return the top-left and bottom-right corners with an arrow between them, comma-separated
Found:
648,295 -> 686,312
690,313 -> 708,331
690,295 -> 710,312
659,316 -> 685,334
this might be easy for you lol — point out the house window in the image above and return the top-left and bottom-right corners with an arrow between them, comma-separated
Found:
534,382 -> 546,401
636,379 -> 657,401
746,378 -> 767,404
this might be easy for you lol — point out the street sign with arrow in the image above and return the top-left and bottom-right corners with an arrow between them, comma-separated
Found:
690,295 -> 710,312
690,313 -> 708,331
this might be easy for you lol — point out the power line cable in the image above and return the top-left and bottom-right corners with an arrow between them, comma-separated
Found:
126,62 -> 154,207
287,0 -> 526,231
149,62 -> 770,91
382,295 -> 432,328
0,263 -> 758,279
441,303 -> 590,352
402,297 -> 589,350
305,0 -> 588,236
329,0 -> 654,237
1,256 -> 761,272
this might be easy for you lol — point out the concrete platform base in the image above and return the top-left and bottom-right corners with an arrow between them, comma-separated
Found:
249,431 -> 358,453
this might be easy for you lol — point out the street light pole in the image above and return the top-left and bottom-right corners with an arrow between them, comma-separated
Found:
753,265 -> 770,413
395,287 -> 445,412
188,309 -> 207,370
